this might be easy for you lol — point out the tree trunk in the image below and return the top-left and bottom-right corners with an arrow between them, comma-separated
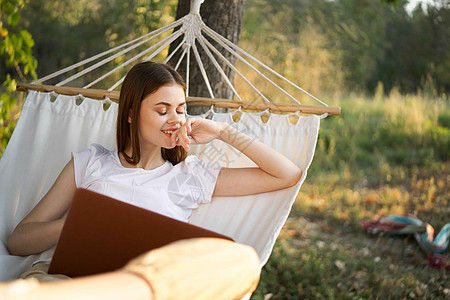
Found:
168,0 -> 246,115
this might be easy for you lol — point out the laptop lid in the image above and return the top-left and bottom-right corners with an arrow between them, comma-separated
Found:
48,188 -> 232,277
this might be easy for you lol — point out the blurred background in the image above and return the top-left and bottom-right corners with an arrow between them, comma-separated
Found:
1,0 -> 449,298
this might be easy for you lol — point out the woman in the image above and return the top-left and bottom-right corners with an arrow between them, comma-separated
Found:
7,62 -> 302,276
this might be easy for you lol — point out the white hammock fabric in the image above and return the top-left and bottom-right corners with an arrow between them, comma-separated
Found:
0,91 -> 319,281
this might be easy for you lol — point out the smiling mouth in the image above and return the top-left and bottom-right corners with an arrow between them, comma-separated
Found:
162,130 -> 174,135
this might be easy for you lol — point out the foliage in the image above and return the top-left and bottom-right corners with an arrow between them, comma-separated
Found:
242,0 -> 450,95
0,0 -> 177,155
252,93 -> 450,299
0,0 -> 37,155
15,0 -> 177,88
312,91 -> 449,183
3,0 -> 448,96
382,0 -> 399,6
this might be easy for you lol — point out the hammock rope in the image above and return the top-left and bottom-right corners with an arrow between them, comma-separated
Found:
85,30 -> 185,89
200,24 -> 300,104
196,35 -> 242,100
202,25 -> 329,107
32,17 -> 187,86
21,0 -> 340,116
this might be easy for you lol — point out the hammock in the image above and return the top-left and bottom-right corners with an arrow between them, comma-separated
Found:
0,0 -> 339,281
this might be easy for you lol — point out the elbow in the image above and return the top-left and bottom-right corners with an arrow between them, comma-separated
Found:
7,237 -> 31,257
7,228 -> 29,256
285,167 -> 303,188
7,235 -> 20,256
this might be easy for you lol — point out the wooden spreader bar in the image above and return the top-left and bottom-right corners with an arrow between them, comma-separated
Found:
17,83 -> 341,116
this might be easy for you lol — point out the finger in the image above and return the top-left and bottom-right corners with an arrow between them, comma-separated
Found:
177,134 -> 190,149
170,129 -> 179,147
178,123 -> 191,145
177,134 -> 190,152
174,127 -> 190,151
186,118 -> 193,135
186,118 -> 200,143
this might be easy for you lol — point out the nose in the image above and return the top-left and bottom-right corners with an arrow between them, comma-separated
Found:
167,110 -> 182,124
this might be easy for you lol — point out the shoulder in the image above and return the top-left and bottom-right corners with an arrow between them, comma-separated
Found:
179,155 -> 204,170
184,155 -> 201,164
72,144 -> 116,187
89,143 -> 111,155
178,155 -> 221,178
78,143 -> 111,157
72,143 -> 113,166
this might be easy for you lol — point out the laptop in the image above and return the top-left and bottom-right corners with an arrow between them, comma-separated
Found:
48,188 -> 233,277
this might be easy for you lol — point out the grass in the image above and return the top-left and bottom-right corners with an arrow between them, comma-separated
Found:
251,92 -> 450,299
1,89 -> 448,298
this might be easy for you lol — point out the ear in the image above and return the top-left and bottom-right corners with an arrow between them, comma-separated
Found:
128,110 -> 132,123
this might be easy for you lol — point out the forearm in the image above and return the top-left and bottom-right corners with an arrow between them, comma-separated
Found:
217,123 -> 302,183
8,219 -> 65,256
0,272 -> 152,300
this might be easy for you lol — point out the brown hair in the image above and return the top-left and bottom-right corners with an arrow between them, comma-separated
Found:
116,61 -> 187,165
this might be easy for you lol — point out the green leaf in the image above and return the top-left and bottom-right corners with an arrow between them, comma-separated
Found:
19,30 -> 34,48
380,0 -> 398,7
0,92 -> 10,103
3,74 -> 17,92
7,11 -> 21,26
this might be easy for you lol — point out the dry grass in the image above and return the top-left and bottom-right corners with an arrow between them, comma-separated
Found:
252,93 -> 449,299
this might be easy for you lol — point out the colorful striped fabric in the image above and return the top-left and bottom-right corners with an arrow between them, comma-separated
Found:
362,214 -> 450,269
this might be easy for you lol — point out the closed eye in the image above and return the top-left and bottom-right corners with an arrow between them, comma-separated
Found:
157,110 -> 184,116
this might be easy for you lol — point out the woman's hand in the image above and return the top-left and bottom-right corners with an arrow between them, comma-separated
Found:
169,116 -> 302,197
171,118 -> 227,151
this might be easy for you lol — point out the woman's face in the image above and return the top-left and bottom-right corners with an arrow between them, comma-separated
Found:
135,84 -> 186,150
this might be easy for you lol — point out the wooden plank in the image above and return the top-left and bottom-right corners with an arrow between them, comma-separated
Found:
17,83 -> 120,101
17,83 -> 341,115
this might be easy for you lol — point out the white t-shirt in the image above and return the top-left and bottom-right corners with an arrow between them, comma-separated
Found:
72,144 -> 222,222
32,144 -> 221,267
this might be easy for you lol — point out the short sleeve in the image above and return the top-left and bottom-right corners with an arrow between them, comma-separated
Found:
72,144 -> 109,188
72,148 -> 92,188
183,155 -> 222,204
